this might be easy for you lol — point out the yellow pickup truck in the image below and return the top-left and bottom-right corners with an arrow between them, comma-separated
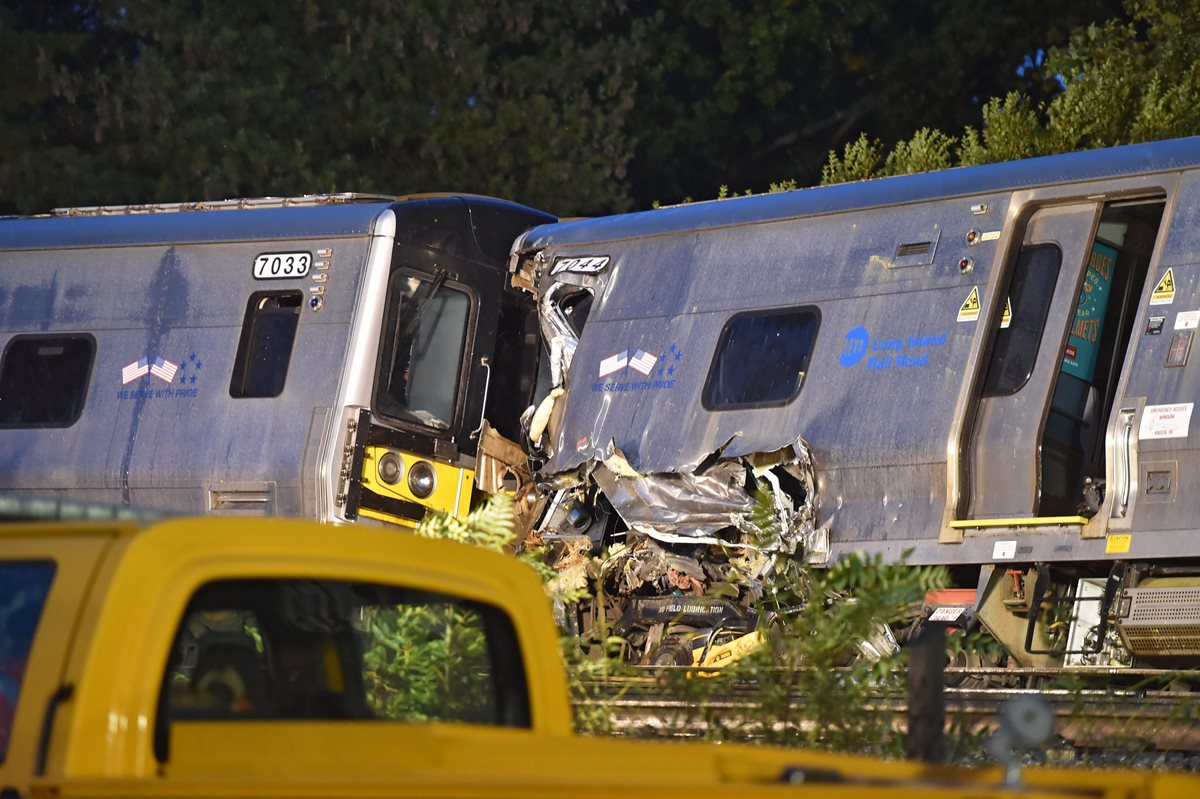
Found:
0,517 -> 1195,799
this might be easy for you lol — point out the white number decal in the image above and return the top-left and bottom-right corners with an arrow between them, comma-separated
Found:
253,252 -> 312,279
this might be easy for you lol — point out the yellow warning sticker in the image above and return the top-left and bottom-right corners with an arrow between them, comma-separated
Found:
958,286 -> 981,322
1105,533 -> 1132,554
1150,268 -> 1176,306
1000,297 -> 1012,329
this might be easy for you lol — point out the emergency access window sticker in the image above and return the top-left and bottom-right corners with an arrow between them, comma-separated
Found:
253,252 -> 312,279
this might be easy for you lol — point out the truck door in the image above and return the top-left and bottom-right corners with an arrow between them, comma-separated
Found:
0,530 -> 114,796
961,198 -> 1166,523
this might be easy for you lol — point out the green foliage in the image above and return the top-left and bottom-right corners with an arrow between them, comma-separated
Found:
362,602 -> 495,723
823,0 -> 1200,184
820,133 -> 884,185
414,491 -> 516,552
882,128 -> 957,176
658,551 -> 949,755
630,0 -> 1120,206
0,1 -> 649,215
1,1 -> 1124,214
362,493 -> 519,722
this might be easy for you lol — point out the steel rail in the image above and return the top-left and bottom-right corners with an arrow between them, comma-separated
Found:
573,668 -> 1200,751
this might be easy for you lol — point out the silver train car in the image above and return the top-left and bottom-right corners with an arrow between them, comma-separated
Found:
510,137 -> 1200,669
0,194 -> 552,528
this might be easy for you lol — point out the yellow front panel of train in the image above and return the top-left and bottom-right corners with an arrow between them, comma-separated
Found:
358,444 -> 474,528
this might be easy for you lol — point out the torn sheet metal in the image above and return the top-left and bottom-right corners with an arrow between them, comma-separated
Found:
593,457 -> 757,544
592,439 -> 816,555
475,421 -> 545,535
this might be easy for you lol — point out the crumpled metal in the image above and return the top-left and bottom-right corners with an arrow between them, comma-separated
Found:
593,457 -> 755,544
590,438 -> 817,555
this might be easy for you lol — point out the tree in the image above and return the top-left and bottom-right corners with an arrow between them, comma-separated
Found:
0,1 -> 649,215
626,0 -> 1121,206
0,2 -> 137,214
0,1 -> 1132,215
822,0 -> 1200,183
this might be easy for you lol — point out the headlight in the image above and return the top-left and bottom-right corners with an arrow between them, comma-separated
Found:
408,461 -> 436,498
377,452 -> 404,485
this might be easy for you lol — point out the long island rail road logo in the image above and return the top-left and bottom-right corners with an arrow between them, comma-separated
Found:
839,326 -> 948,371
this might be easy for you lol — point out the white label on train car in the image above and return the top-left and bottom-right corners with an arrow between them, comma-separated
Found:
1139,402 -> 1194,439
1175,310 -> 1200,330
253,252 -> 312,279
929,606 -> 965,622
992,541 -> 1016,560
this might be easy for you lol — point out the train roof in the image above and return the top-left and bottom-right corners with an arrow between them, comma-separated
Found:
518,136 -> 1200,249
0,193 -> 549,252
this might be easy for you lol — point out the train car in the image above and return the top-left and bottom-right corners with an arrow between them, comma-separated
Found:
0,194 -> 552,528
509,137 -> 1200,670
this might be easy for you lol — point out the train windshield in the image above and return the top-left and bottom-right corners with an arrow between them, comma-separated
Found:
375,271 -> 471,430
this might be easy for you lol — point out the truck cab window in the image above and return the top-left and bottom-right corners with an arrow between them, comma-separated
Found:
375,272 -> 471,431
703,307 -> 820,410
160,578 -> 529,735
0,561 -> 55,762
229,291 -> 302,399
0,335 -> 94,427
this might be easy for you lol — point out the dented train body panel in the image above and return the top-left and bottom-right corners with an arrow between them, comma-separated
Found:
513,137 -> 1200,666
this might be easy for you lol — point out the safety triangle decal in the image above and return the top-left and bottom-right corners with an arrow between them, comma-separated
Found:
958,286 -> 981,322
1150,267 -> 1176,306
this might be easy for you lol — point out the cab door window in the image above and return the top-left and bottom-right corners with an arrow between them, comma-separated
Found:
375,272 -> 472,431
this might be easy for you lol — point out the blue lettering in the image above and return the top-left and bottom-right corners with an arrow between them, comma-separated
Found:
896,353 -> 929,368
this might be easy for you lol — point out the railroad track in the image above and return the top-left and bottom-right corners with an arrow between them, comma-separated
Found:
574,667 -> 1200,753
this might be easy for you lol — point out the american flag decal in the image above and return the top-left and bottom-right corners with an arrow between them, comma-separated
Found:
629,349 -> 657,375
598,349 -> 629,378
150,356 -> 179,383
121,357 -> 150,384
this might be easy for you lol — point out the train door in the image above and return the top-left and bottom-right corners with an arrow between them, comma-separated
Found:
342,202 -> 548,528
343,257 -> 506,527
960,198 -> 1165,523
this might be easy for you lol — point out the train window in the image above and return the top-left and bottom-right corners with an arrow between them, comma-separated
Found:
229,291 -> 302,399
375,273 -> 471,431
981,244 -> 1062,395
702,307 -> 820,410
0,560 -> 55,763
0,335 -> 95,427
557,288 -> 593,337
157,577 -> 528,754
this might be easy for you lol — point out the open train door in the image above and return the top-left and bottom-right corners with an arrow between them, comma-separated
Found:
961,203 -> 1102,523
957,197 -> 1166,529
